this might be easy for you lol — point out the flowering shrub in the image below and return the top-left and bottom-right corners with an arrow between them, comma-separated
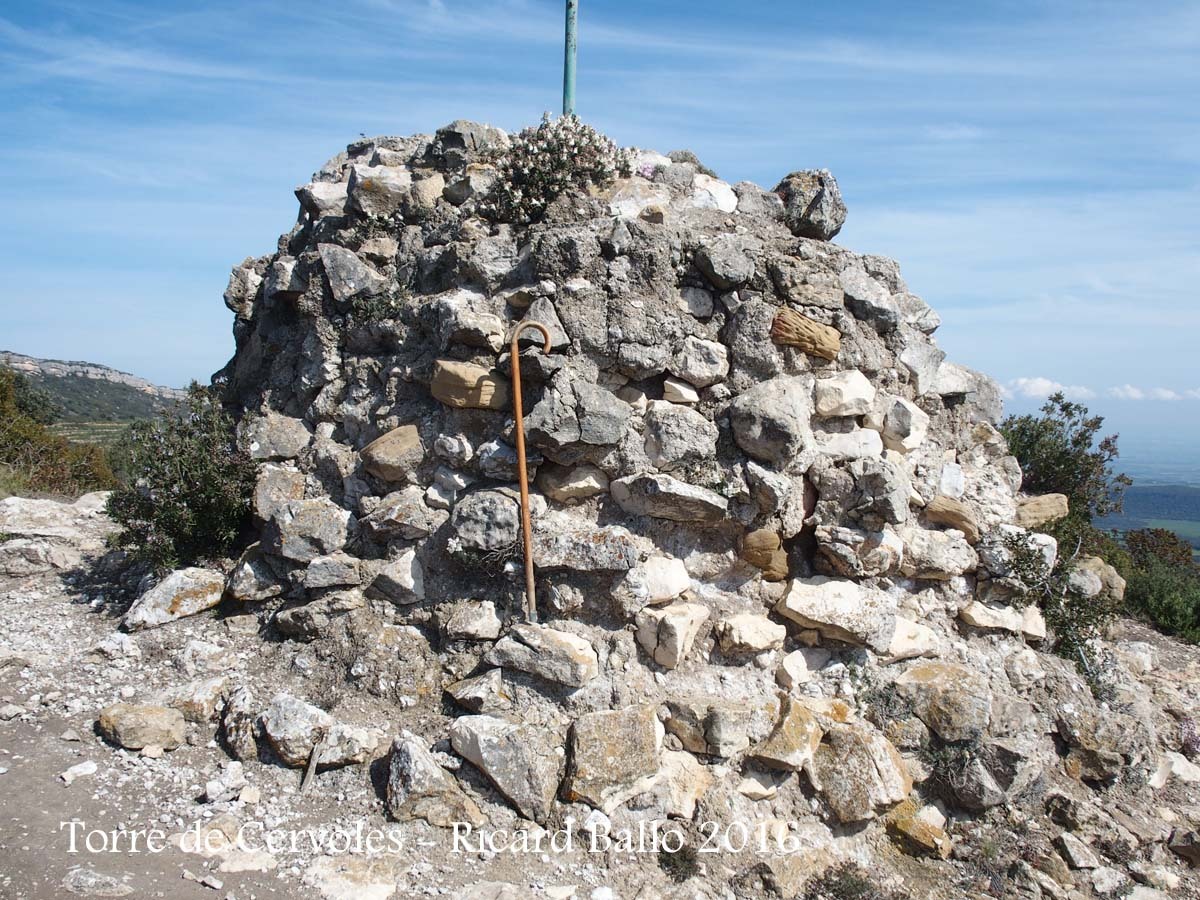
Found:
486,114 -> 630,224
107,384 -> 255,569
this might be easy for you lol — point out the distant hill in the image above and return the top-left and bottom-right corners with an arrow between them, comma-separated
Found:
1,351 -> 186,424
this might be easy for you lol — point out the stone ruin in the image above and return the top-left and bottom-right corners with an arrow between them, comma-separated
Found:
109,120 -> 1199,892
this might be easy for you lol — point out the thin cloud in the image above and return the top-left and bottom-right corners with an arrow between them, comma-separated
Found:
1109,385 -> 1146,400
1007,377 -> 1095,401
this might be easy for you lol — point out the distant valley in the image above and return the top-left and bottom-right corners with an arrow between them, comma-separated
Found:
1,351 -> 185,445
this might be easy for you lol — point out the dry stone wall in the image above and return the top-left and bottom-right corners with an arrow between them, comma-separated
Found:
75,119 -> 1189,893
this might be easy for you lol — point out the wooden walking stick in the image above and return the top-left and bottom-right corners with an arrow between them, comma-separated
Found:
509,321 -> 553,623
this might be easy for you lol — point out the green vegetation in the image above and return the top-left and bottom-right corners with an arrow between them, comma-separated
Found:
1002,393 -> 1200,644
23,372 -> 177,422
486,114 -> 631,224
0,368 -> 114,498
106,384 -> 256,569
1000,392 -> 1131,554
49,422 -> 133,448
1000,393 -> 1130,666
1123,529 -> 1200,642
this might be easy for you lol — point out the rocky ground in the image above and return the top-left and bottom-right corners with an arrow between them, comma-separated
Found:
1,496 -> 1198,899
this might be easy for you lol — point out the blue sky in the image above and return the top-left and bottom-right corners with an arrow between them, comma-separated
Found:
1,0 -> 1197,465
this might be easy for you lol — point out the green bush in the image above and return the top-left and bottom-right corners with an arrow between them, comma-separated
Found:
485,113 -> 631,224
1125,558 -> 1200,643
0,368 -> 113,498
1000,392 -> 1130,554
1126,527 -> 1195,570
106,384 -> 255,569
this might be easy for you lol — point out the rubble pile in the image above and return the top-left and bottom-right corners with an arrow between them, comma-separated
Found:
3,119 -> 1197,899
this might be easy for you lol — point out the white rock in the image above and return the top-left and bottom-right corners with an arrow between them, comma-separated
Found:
814,370 -> 876,418
689,173 -> 738,212
883,618 -> 939,664
714,613 -> 786,654
635,601 -> 710,668
776,577 -> 898,653
662,377 -> 699,404
60,760 -> 98,785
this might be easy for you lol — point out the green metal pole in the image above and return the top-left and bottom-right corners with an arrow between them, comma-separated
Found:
563,0 -> 578,116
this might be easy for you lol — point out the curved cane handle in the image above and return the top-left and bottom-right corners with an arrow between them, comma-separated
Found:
508,319 -> 554,623
510,320 -> 553,356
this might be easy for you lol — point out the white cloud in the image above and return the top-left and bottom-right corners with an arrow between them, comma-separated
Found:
1106,385 -> 1197,401
1007,377 -> 1095,401
1109,384 -> 1146,400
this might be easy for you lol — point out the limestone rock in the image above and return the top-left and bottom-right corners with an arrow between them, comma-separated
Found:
643,401 -> 719,471
661,376 -> 699,404
1056,832 -> 1101,869
877,397 -> 930,453
728,375 -> 815,466
486,624 -> 598,687
895,662 -> 992,742
565,705 -> 661,810
1016,493 -> 1069,528
774,169 -> 846,240
304,552 -> 362,590
318,243 -> 386,304
611,555 -> 691,615
664,697 -> 761,758
387,732 -> 485,828
445,669 -> 512,714
252,464 -> 305,522
368,549 -> 425,605
883,618 -> 939,664
960,600 -> 1045,639
634,601 -> 709,669
276,591 -> 365,640
431,360 -> 509,410
810,722 -> 911,823
259,694 -> 381,768
346,164 -> 412,217
714,613 -> 786,654
531,510 -> 648,571
264,498 -> 352,563
123,568 -> 225,631
220,686 -> 258,761
924,495 -> 981,544
360,425 -> 424,483
610,473 -> 728,523
441,600 -> 502,641
450,490 -> 519,552
814,370 -> 875,418
449,715 -> 562,823
242,412 -> 312,461
775,577 -> 898,653
898,526 -> 978,580
694,235 -> 755,290
841,266 -> 899,333
888,800 -> 953,859
669,336 -> 729,388
751,696 -> 825,771
98,703 -> 186,751
537,463 -> 609,503
296,180 -> 348,218
741,529 -> 789,581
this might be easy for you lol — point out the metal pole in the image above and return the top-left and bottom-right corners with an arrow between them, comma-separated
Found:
509,321 -> 553,623
563,0 -> 578,116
